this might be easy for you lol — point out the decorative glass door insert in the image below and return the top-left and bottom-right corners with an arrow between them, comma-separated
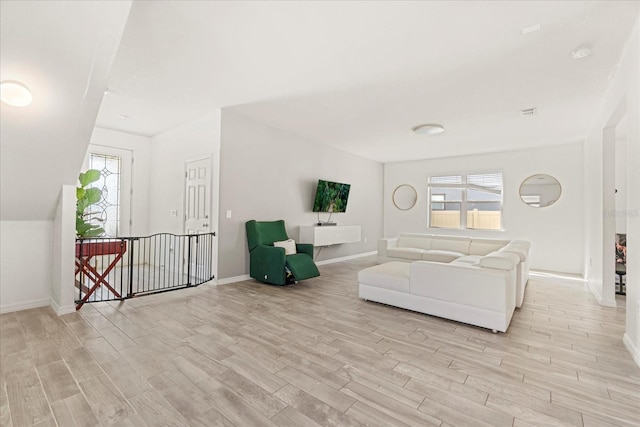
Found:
88,153 -> 122,237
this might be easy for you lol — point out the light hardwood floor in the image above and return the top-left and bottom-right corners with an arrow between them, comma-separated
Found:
1,256 -> 638,426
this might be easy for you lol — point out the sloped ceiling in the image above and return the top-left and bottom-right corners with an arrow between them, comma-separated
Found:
0,1 -> 131,220
2,1 -> 638,221
97,1 -> 639,162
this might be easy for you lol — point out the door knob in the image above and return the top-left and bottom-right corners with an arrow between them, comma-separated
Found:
203,223 -> 209,228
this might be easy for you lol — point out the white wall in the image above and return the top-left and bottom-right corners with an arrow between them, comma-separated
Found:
148,111 -> 221,278
218,110 -> 383,280
50,185 -> 76,315
584,18 -> 639,366
615,127 -> 628,234
90,127 -> 152,236
148,111 -> 221,234
0,221 -> 53,313
384,143 -> 584,274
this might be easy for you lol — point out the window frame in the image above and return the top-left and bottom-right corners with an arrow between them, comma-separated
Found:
427,171 -> 504,231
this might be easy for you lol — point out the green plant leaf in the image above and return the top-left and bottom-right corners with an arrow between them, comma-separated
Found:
76,221 -> 93,235
83,227 -> 105,238
77,169 -> 104,237
85,188 -> 102,205
77,198 -> 89,214
79,169 -> 101,187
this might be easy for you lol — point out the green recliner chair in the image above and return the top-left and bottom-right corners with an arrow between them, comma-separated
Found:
246,220 -> 320,285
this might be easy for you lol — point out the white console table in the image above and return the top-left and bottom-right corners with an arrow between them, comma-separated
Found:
299,225 -> 361,247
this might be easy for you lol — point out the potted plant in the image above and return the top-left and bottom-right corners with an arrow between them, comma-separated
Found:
75,169 -> 124,258
76,169 -> 105,238
74,169 -> 126,308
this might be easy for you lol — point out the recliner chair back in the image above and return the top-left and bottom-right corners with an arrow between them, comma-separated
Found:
246,220 -> 289,251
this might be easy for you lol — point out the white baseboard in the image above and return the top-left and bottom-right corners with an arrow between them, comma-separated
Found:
217,274 -> 251,285
216,251 -> 376,285
315,251 -> 376,266
50,298 -> 76,316
529,270 -> 585,284
623,333 -> 640,369
0,298 -> 50,314
585,278 -> 617,307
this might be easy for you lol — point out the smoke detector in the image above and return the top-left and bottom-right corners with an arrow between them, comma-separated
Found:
520,108 -> 537,117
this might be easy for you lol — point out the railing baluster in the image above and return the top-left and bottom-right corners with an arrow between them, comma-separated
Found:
128,238 -> 135,298
186,234 -> 192,286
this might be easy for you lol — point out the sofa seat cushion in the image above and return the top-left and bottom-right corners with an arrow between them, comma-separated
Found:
387,247 -> 424,260
450,255 -> 482,265
358,262 -> 410,293
422,250 -> 465,263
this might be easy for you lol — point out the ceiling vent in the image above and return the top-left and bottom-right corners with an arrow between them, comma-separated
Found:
520,108 -> 537,117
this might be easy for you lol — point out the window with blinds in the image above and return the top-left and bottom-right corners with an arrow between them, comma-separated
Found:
427,172 -> 503,230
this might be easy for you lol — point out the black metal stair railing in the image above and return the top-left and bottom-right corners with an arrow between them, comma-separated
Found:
74,232 -> 215,309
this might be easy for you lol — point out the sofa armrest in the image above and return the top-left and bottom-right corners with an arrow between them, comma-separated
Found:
409,261 -> 515,313
479,252 -> 520,270
296,243 -> 314,258
500,243 -> 528,262
378,237 -> 398,258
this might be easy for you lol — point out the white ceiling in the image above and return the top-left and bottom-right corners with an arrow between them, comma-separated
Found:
97,0 -> 639,162
1,1 -> 638,221
0,1 -> 131,220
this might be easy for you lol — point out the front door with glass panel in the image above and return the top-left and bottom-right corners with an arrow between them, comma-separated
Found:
82,145 -> 132,237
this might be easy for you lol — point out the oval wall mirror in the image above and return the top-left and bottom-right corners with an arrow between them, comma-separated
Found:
519,174 -> 562,208
393,184 -> 418,210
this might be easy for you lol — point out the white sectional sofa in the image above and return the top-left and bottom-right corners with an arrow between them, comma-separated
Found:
378,233 -> 531,307
359,251 -> 521,332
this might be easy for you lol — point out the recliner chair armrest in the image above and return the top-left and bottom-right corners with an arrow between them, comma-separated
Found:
296,243 -> 314,258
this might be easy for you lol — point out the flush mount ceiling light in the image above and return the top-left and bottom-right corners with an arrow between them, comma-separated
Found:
572,46 -> 592,59
0,80 -> 33,107
413,124 -> 445,136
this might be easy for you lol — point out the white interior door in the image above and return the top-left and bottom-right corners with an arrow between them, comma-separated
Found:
184,158 -> 211,234
184,157 -> 214,280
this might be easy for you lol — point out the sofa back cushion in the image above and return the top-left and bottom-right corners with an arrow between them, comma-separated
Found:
469,239 -> 509,256
430,236 -> 471,254
397,233 -> 432,250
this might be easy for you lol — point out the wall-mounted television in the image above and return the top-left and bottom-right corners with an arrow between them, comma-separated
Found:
312,179 -> 351,213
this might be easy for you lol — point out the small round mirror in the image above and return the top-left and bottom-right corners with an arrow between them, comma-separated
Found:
393,184 -> 418,210
519,174 -> 561,208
